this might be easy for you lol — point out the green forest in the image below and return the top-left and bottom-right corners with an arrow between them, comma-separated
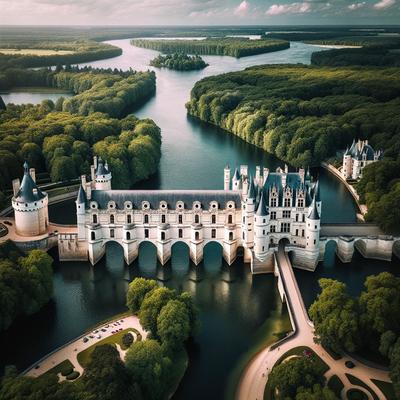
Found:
150,53 -> 208,71
0,40 -> 122,69
310,274 -> 400,398
186,64 -> 400,232
131,38 -> 290,58
0,67 -> 160,193
0,241 -> 53,331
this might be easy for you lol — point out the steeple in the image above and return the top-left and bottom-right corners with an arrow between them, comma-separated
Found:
308,194 -> 320,220
247,174 -> 256,199
233,167 -> 240,181
256,191 -> 269,216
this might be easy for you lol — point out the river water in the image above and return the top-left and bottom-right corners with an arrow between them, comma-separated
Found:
1,39 -> 399,400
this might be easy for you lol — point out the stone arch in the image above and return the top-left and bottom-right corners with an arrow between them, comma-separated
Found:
278,237 -> 290,248
203,240 -> 224,271
321,239 -> 338,267
137,240 -> 158,271
171,241 -> 190,271
102,240 -> 126,269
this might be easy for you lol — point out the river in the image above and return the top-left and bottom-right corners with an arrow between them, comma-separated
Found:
1,39 -> 399,400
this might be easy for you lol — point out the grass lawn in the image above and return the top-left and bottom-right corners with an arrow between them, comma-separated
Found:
328,375 -> 344,397
346,374 -> 379,400
371,379 -> 397,400
225,307 -> 292,400
77,328 -> 142,368
2,86 -> 72,93
0,49 -> 74,55
42,359 -> 75,378
164,348 -> 188,400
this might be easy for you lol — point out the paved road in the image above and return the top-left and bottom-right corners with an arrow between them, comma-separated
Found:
25,315 -> 146,378
236,244 -> 391,400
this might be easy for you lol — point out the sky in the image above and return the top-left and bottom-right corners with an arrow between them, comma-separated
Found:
0,0 -> 399,25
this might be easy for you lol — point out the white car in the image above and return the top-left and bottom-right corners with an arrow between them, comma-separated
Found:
96,334 -> 101,339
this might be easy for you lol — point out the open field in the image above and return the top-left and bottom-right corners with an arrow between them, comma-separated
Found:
0,48 -> 75,56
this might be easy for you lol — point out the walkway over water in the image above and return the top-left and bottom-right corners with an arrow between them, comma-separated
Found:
237,243 -> 392,400
321,223 -> 384,237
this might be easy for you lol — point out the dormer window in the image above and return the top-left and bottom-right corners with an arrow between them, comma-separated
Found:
107,201 -> 116,210
160,201 -> 168,210
193,201 -> 201,210
142,201 -> 150,210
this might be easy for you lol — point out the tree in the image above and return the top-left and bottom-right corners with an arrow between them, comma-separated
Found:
50,156 -> 77,182
157,299 -> 190,351
389,338 -> 400,399
125,339 -> 171,400
83,344 -> 139,400
360,272 -> 400,338
139,287 -> 176,337
309,279 -> 360,353
295,384 -> 338,400
126,277 -> 158,314
177,291 -> 200,336
268,354 -> 327,399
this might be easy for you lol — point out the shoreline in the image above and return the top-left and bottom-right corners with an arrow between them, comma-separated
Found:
308,43 -> 363,49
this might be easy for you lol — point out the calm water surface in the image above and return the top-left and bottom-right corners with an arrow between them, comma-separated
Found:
2,39 -> 397,400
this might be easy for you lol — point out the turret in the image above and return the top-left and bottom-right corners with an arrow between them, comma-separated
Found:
232,167 -> 241,191
305,167 -> 311,184
11,162 -> 49,237
343,146 -> 353,179
254,191 -> 270,259
305,193 -> 320,253
224,165 -> 231,191
242,174 -> 256,248
94,157 -> 112,190
76,185 -> 87,239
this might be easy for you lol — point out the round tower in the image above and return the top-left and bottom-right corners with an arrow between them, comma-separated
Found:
94,158 -> 112,190
224,165 -> 231,191
12,162 -> 49,237
343,148 -> 352,179
254,191 -> 270,259
242,174 -> 256,248
232,167 -> 241,191
305,193 -> 320,253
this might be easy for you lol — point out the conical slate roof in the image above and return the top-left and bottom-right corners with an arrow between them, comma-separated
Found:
14,162 -> 46,203
233,167 -> 240,181
247,174 -> 256,199
256,191 -> 269,217
77,185 -> 86,204
308,194 -> 320,220
96,158 -> 110,176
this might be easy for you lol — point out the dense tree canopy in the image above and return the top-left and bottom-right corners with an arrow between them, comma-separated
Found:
126,277 -> 158,314
132,37 -> 289,58
309,279 -> 360,353
150,53 -> 208,71
0,69 -> 160,189
0,241 -> 53,331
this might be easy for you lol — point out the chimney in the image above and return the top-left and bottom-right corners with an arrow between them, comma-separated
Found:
255,166 -> 261,183
299,168 -> 305,183
93,155 -> 98,170
29,168 -> 36,183
81,174 -> 87,188
90,164 -> 96,183
12,179 -> 20,197
263,167 -> 269,185
284,164 -> 289,174
240,165 -> 248,178
86,185 -> 92,200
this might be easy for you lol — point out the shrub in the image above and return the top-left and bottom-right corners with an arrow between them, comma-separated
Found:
60,365 -> 73,377
66,371 -> 80,380
122,333 -> 134,348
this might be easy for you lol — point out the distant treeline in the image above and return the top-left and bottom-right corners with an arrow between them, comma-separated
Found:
312,47 -> 400,67
131,38 -> 290,58
266,31 -> 378,42
150,53 -> 208,71
186,64 -> 400,232
0,67 -> 160,191
0,66 -> 156,118
0,40 -> 122,69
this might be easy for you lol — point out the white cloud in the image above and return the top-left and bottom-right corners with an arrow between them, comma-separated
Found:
266,2 -> 311,16
234,0 -> 249,15
348,2 -> 366,10
374,0 -> 396,9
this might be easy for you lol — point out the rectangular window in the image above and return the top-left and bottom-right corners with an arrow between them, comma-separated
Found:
295,229 -> 299,236
178,214 -> 183,224
281,223 -> 290,233
270,225 -> 276,233
283,210 -> 291,218
284,198 -> 290,207
178,228 -> 183,238
144,229 -> 149,238
270,211 -> 276,220
298,199 -> 304,207
110,229 -> 115,238
211,229 -> 216,238
271,198 -> 277,207
302,229 -> 305,237
161,214 -> 166,224
295,214 -> 298,222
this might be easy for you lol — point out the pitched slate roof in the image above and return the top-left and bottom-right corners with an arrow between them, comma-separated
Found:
308,195 -> 320,220
90,190 -> 242,210
255,191 -> 269,216
13,162 -> 46,204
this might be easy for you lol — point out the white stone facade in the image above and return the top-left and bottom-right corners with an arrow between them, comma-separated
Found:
58,157 -> 322,273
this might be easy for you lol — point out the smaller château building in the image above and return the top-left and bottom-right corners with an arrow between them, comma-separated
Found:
342,139 -> 383,180
11,162 -> 49,237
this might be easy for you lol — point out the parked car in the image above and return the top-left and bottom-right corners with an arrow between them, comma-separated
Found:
83,337 -> 89,343
96,334 -> 101,339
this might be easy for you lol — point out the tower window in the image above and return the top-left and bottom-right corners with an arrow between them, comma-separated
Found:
91,231 -> 95,240
195,231 -> 200,240
212,214 -> 216,224
161,232 -> 166,241
126,232 -> 131,240
195,214 -> 200,224
144,214 -> 149,224
144,229 -> 149,238
178,228 -> 183,238
161,214 -> 166,224
110,229 -> 115,238
228,214 -> 233,224
92,214 -> 97,224
211,229 -> 216,238
229,232 -> 233,241
179,214 -> 183,224
110,214 -> 114,224
127,214 -> 132,224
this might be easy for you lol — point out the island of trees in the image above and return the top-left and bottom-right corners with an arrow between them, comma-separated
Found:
0,278 -> 199,400
0,66 -> 160,198
186,64 -> 400,233
131,37 -> 290,58
0,241 -> 53,331
150,53 -> 208,71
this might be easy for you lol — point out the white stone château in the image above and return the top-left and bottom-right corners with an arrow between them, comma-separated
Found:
342,139 -> 383,180
11,162 -> 49,237
56,157 -> 322,272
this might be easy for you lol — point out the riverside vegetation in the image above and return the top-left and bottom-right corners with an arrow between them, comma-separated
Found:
310,273 -> 400,398
150,53 -> 208,71
186,64 -> 400,233
0,278 -> 199,400
0,241 -> 53,331
0,66 -> 160,201
131,37 -> 290,58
